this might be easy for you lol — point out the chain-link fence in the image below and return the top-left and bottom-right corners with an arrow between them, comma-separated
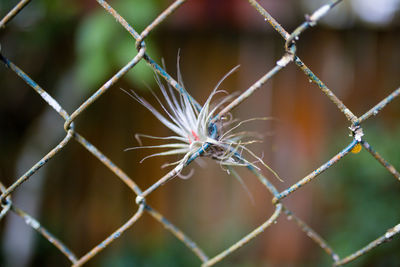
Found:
1,0 -> 399,266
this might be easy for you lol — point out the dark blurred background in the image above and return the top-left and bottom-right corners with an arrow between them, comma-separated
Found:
1,0 -> 400,266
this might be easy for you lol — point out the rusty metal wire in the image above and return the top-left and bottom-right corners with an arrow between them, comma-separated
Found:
1,0 -> 399,266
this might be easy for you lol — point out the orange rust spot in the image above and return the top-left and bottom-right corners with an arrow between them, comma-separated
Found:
351,143 -> 362,154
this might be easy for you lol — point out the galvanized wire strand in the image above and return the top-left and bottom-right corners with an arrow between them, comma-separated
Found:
201,178 -> 281,266
245,160 -> 342,264
247,0 -> 290,40
205,139 -> 399,267
144,204 -> 210,262
0,130 -> 74,203
357,87 -> 400,125
142,54 -> 202,110
72,204 -> 145,267
96,0 -> 201,110
0,183 -> 77,262
64,47 -> 146,130
361,140 -> 400,181
274,139 -> 358,203
285,0 -> 344,53
11,205 -> 78,263
215,58 -> 292,120
208,150 -> 342,265
74,130 -> 208,263
198,153 -> 287,266
0,53 -> 70,120
155,149 -> 284,266
135,150 -> 202,203
291,0 -> 358,123
136,126 -> 216,203
195,159 -> 282,266
0,199 -> 11,220
95,0 -> 141,40
283,208 -> 340,262
247,0 -> 358,124
98,0 -> 195,111
137,0 -> 187,44
293,57 -> 358,123
334,223 -> 400,266
0,0 -> 31,29
0,182 -> 11,220
73,132 -> 143,195
135,164 -> 184,204
202,204 -> 283,267
247,165 -> 280,197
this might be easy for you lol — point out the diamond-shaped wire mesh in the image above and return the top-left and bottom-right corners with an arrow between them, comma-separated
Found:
1,0 -> 399,266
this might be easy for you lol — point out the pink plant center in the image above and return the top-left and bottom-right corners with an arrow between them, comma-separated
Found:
188,130 -> 200,144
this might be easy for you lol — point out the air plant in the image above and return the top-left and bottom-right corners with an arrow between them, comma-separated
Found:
124,57 -> 280,189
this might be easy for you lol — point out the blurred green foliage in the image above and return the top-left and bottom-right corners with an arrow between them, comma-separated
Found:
320,124 -> 400,266
98,237 -> 199,267
99,237 -> 264,267
75,0 -> 160,90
